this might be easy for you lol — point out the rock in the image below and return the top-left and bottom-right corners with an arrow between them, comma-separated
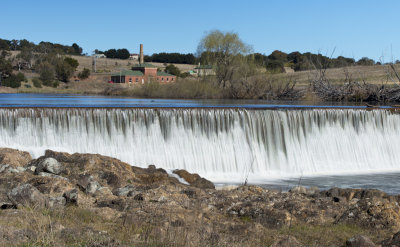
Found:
113,185 -> 135,196
271,236 -> 304,247
0,148 -> 32,168
173,169 -> 215,189
38,172 -> 68,181
7,184 -> 47,208
35,157 -> 63,175
47,196 -> 66,208
346,235 -> 376,247
63,189 -> 78,205
0,164 -> 9,173
86,181 -> 101,194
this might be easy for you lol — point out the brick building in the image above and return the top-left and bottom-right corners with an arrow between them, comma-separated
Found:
111,64 -> 176,84
110,44 -> 176,84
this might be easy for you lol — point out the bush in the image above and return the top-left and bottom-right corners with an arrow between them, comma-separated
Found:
55,61 -> 74,82
24,84 -> 31,88
16,72 -> 27,82
32,78 -> 42,88
52,81 -> 59,88
165,64 -> 180,76
64,57 -> 79,70
266,60 -> 285,73
180,72 -> 190,78
2,74 -> 21,88
38,62 -> 56,86
78,68 -> 91,79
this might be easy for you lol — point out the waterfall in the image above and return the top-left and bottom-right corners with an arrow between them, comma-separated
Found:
0,108 -> 399,182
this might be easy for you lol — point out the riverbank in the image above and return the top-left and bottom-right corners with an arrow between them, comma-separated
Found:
1,148 -> 399,246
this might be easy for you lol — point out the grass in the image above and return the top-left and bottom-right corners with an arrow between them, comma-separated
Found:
0,205 -> 393,247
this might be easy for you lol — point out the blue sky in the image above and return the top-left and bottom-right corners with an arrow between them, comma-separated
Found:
1,0 -> 399,61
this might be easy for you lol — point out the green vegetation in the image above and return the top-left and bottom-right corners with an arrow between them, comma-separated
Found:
32,78 -> 42,88
78,68 -> 91,79
144,52 -> 196,64
99,48 -> 130,59
0,38 -> 83,55
164,64 -> 180,76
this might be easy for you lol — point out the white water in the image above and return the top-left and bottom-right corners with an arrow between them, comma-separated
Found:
0,108 -> 399,183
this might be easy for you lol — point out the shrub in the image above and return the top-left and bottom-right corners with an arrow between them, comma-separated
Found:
78,68 -> 90,79
2,74 -> 21,88
180,72 -> 190,78
165,64 -> 180,76
55,61 -> 74,82
64,57 -> 79,70
16,72 -> 27,82
38,62 -> 56,86
32,78 -> 42,88
52,81 -> 59,88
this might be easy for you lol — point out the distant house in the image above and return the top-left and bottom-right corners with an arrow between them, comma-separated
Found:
110,63 -> 176,84
194,64 -> 214,77
129,53 -> 139,60
93,54 -> 106,58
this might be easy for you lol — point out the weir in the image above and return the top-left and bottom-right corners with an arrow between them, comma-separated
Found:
0,108 -> 399,182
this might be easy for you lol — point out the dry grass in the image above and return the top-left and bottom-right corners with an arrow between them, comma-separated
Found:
0,206 -> 391,247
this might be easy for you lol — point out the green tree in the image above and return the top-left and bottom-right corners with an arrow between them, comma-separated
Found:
72,43 -> 82,55
0,50 -> 13,84
16,48 -> 34,70
64,57 -> 79,70
165,64 -> 181,76
37,62 -> 55,86
2,74 -> 22,88
55,60 -> 74,82
357,57 -> 375,66
197,30 -> 251,88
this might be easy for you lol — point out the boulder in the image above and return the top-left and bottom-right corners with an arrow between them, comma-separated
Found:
47,196 -> 66,208
346,235 -> 376,247
7,184 -> 47,208
173,169 -> 214,189
0,148 -> 32,168
63,189 -> 78,205
113,185 -> 135,197
35,157 -> 63,175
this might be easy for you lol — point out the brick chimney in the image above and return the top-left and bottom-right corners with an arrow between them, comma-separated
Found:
139,44 -> 144,64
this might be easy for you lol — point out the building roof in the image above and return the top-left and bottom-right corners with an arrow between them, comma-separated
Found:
194,65 -> 213,69
157,71 -> 175,77
111,70 -> 144,76
131,63 -> 157,68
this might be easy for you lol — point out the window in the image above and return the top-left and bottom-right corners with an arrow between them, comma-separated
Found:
171,78 -> 174,81
136,78 -> 138,82
167,77 -> 169,81
162,77 -> 164,81
129,78 -> 132,83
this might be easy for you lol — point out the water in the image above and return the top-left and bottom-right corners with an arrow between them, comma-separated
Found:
1,94 -> 400,194
0,93 -> 394,108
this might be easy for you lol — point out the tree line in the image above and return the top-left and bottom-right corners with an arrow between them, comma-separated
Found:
0,38 -> 83,55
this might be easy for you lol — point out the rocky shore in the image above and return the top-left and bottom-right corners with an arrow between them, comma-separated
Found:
0,148 -> 400,246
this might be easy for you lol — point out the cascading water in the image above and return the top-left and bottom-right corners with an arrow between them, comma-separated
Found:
0,108 -> 399,182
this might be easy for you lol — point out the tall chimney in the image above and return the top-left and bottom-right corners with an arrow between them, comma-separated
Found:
139,44 -> 144,64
